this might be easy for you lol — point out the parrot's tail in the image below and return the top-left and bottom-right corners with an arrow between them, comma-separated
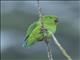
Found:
23,42 -> 28,48
23,42 -> 31,48
23,40 -> 34,48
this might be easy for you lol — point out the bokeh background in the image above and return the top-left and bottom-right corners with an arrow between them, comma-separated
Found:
1,1 -> 80,60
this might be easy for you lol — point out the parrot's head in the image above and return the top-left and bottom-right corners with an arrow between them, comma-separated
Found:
41,15 -> 58,33
42,15 -> 58,26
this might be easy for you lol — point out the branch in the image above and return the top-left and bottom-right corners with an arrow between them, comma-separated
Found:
52,34 -> 72,60
45,40 -> 53,60
37,1 -> 54,60
37,0 -> 44,27
37,0 -> 42,18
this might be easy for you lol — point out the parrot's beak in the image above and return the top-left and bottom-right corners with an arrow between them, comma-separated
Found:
55,19 -> 58,23
54,17 -> 58,24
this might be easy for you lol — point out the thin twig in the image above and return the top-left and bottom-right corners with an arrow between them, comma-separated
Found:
52,34 -> 72,60
37,0 -> 42,18
37,0 -> 44,27
45,40 -> 53,60
37,1 -> 53,60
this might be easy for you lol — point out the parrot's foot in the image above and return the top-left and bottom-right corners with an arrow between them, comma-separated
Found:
40,27 -> 47,33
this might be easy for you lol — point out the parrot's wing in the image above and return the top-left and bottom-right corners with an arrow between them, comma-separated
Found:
23,21 -> 38,48
25,21 -> 38,40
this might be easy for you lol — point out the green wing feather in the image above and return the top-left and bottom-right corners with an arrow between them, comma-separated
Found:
23,21 -> 38,47
25,22 -> 37,40
26,26 -> 43,46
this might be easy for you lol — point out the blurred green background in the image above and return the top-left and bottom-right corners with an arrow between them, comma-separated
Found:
1,1 -> 80,60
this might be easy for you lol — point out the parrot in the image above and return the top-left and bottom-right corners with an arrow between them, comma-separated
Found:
23,15 -> 58,47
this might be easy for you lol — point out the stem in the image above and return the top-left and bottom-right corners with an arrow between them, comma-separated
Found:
37,1 -> 53,60
52,34 -> 72,60
37,0 -> 42,18
45,41 -> 53,60
37,0 -> 44,26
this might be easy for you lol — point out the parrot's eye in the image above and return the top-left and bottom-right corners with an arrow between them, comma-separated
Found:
54,19 -> 58,23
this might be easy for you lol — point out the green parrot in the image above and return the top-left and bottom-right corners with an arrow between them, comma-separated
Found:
23,15 -> 58,47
